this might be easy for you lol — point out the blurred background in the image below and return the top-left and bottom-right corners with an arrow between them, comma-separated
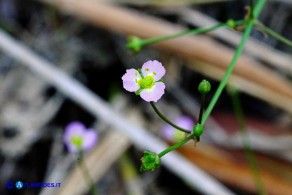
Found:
0,0 -> 291,194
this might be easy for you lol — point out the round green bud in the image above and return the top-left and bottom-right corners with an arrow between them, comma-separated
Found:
193,123 -> 204,138
226,19 -> 236,29
126,35 -> 143,53
198,80 -> 211,94
140,151 -> 161,172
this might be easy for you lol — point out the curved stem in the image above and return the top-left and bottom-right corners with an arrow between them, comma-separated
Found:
255,20 -> 292,47
159,134 -> 195,158
150,102 -> 191,133
201,0 -> 266,126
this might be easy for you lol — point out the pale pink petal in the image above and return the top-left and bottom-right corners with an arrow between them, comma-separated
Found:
63,121 -> 85,144
175,116 -> 194,130
122,69 -> 141,92
141,60 -> 165,81
82,129 -> 98,151
140,82 -> 165,102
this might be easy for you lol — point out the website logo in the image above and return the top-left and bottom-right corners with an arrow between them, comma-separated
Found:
6,181 -> 61,190
15,181 -> 23,189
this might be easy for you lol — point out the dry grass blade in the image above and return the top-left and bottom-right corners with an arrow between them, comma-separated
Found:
178,143 -> 292,195
104,0 -> 230,6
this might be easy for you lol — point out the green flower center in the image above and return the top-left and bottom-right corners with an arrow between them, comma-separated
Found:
71,136 -> 83,147
138,76 -> 155,89
174,131 -> 185,141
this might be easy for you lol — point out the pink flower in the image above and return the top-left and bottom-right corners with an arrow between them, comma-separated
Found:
63,122 -> 98,152
122,60 -> 166,102
161,116 -> 193,142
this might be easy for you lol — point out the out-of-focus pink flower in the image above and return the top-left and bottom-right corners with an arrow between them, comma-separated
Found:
161,116 -> 193,142
63,121 -> 98,152
122,60 -> 166,102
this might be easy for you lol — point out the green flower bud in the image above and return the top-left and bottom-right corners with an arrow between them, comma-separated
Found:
226,19 -> 236,29
193,123 -> 204,138
126,35 -> 143,53
140,151 -> 161,172
198,80 -> 211,94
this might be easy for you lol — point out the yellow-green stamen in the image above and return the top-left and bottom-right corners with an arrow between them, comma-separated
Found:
138,76 -> 155,89
71,136 -> 83,147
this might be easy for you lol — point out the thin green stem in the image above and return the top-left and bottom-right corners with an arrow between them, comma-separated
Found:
158,134 -> 195,158
229,87 -> 266,195
198,94 -> 206,124
150,102 -> 191,133
141,20 -> 245,47
201,0 -> 266,126
250,0 -> 254,18
78,151 -> 98,195
255,20 -> 292,47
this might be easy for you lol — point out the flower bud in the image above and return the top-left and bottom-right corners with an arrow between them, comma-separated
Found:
226,19 -> 236,29
140,151 -> 161,172
126,35 -> 143,53
198,79 -> 211,94
193,123 -> 204,138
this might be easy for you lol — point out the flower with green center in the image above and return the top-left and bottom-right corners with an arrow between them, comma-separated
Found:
122,60 -> 166,102
63,121 -> 98,153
